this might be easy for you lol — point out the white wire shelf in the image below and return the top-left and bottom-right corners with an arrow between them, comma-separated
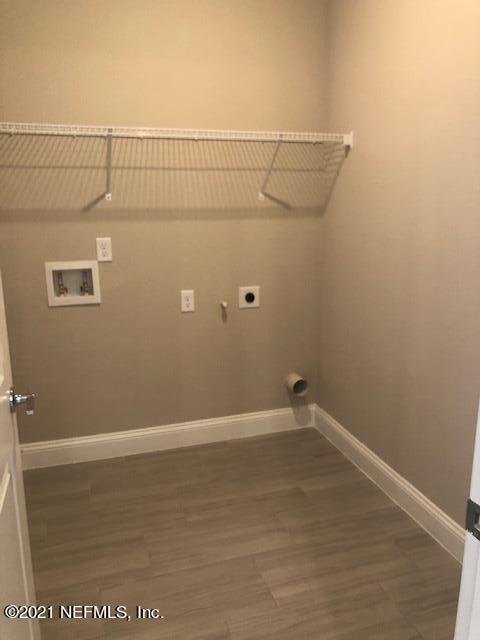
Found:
0,121 -> 353,208
0,121 -> 353,147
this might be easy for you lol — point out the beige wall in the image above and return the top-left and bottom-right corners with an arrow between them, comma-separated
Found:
321,0 -> 480,524
0,0 -> 327,131
0,0 -> 328,442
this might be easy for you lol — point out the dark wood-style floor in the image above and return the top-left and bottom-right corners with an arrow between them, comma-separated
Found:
24,429 -> 461,640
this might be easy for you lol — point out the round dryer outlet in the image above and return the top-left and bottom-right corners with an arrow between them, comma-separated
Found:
239,286 -> 260,308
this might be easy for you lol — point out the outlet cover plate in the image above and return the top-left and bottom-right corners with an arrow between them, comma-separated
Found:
96,237 -> 112,262
181,289 -> 195,312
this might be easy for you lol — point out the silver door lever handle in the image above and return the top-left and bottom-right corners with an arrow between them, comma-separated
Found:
8,388 -> 35,415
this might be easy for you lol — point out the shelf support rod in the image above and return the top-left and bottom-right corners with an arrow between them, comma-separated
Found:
258,137 -> 282,202
105,129 -> 113,201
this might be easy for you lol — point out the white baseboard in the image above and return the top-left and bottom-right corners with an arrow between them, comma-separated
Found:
21,404 -> 315,471
313,405 -> 465,563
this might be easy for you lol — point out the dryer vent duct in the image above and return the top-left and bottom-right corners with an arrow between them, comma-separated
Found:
286,372 -> 308,397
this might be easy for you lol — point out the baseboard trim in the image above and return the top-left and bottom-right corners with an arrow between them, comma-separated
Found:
21,404 -> 315,470
313,405 -> 465,562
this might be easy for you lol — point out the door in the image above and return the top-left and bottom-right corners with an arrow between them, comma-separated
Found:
455,401 -> 480,639
0,271 -> 39,640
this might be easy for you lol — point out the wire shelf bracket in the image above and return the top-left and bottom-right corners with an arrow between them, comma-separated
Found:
258,137 -> 283,204
105,129 -> 113,201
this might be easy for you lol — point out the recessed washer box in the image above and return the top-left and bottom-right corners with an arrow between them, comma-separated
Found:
45,261 -> 101,307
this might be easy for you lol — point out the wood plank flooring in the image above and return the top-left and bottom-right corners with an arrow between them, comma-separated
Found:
23,428 -> 461,640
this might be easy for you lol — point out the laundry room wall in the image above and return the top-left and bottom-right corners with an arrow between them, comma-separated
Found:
321,0 -> 480,524
0,0 -> 329,442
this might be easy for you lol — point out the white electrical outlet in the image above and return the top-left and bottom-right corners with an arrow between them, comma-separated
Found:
181,289 -> 195,312
96,237 -> 112,262
239,286 -> 260,309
